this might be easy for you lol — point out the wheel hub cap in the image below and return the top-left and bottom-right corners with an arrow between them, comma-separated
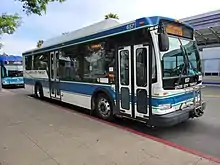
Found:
98,98 -> 110,117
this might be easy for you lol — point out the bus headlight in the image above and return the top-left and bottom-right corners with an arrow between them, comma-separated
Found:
2,80 -> 8,84
158,104 -> 172,110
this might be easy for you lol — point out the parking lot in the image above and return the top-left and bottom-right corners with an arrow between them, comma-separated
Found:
1,86 -> 220,164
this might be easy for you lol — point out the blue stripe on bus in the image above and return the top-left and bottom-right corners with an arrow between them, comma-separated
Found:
25,78 -> 50,88
24,78 -> 115,99
152,92 -> 195,106
25,78 -> 196,107
59,81 -> 116,99
119,92 -> 195,107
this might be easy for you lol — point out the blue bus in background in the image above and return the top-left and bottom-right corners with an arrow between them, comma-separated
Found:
0,54 -> 24,88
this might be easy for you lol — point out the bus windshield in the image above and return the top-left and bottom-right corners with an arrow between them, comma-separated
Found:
3,64 -> 23,77
160,36 -> 201,78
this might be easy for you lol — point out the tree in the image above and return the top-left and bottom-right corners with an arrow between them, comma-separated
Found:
37,40 -> 44,48
0,0 -> 66,48
19,0 -> 66,16
105,13 -> 119,20
0,13 -> 21,35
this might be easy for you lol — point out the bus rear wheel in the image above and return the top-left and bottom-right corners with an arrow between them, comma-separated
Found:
95,93 -> 114,121
35,84 -> 43,98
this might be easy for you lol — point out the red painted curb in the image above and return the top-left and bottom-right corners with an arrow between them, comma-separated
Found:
48,101 -> 220,164
79,112 -> 220,164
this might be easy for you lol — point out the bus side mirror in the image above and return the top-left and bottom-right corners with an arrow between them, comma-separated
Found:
158,33 -> 169,52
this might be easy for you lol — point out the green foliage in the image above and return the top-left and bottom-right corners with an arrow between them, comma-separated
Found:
0,0 -> 66,49
0,13 -> 21,35
0,0 -> 66,36
105,13 -> 119,20
18,0 -> 66,16
37,40 -> 44,48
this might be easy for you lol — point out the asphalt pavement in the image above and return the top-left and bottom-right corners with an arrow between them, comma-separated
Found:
129,86 -> 220,158
2,88 -> 218,165
6,86 -> 220,159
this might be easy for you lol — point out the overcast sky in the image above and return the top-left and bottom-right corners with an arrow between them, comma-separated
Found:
0,0 -> 219,55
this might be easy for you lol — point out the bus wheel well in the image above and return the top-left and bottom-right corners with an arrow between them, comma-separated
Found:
91,91 -> 103,111
91,90 -> 114,112
91,90 -> 115,121
34,81 -> 43,98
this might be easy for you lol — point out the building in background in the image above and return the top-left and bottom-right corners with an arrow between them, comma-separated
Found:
180,10 -> 220,78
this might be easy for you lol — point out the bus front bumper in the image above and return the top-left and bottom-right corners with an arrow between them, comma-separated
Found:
2,83 -> 24,88
150,101 -> 206,127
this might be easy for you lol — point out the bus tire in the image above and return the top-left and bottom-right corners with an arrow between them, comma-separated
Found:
35,83 -> 43,99
95,93 -> 114,121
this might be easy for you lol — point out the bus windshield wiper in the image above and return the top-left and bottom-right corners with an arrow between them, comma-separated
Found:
176,45 -> 187,87
180,40 -> 199,76
184,50 -> 198,75
176,62 -> 186,87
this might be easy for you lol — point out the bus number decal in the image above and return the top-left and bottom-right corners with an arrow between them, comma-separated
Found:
126,22 -> 136,30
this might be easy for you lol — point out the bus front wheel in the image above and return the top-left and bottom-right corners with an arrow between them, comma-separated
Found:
95,93 -> 114,121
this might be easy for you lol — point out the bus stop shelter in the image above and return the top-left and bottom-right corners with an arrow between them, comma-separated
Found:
180,10 -> 220,77
180,10 -> 220,49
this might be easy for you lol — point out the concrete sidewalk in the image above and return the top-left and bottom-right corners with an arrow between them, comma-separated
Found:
0,92 -> 219,165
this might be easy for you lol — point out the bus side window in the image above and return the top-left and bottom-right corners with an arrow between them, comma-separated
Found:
33,54 -> 48,70
25,55 -> 33,70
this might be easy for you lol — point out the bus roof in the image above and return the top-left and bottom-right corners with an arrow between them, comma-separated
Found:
23,16 -> 193,56
0,54 -> 23,62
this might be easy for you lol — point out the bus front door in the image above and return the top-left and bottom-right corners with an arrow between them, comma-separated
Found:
133,44 -> 149,120
117,44 -> 150,121
117,46 -> 132,117
49,51 -> 61,100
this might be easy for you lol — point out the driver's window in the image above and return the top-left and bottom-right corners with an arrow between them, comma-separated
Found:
162,37 -> 185,77
163,54 -> 185,77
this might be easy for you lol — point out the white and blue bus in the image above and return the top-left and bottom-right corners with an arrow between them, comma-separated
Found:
22,16 -> 206,127
0,54 -> 24,87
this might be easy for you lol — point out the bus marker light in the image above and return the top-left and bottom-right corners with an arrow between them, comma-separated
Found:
139,21 -> 145,26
